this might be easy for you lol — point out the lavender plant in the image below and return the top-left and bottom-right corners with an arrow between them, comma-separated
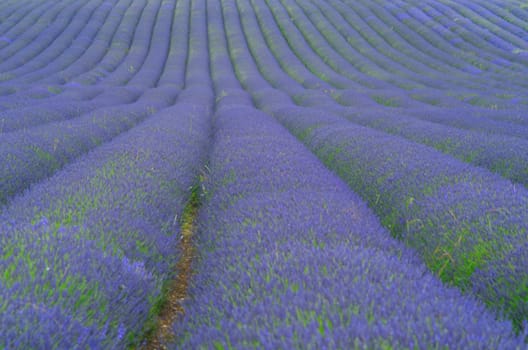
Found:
1,0 -> 527,347
0,0 -> 106,84
0,0 -> 88,77
0,86 -> 176,206
0,0 -> 72,64
156,0 -> 191,89
172,106 -> 525,349
70,0 -> 148,85
0,86 -> 139,132
0,102 -> 212,348
272,105 -> 528,330
40,0 -> 134,85
98,0 -> 162,86
327,106 -> 528,187
13,0 -> 118,85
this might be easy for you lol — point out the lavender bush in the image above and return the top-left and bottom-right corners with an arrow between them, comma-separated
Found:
328,106 -> 528,187
98,0 -> 162,86
0,86 -> 139,132
272,105 -> 528,329
0,86 -> 175,206
13,0 -> 117,85
0,0 -> 106,84
40,0 -> 134,85
70,0 -> 148,85
172,106 -> 525,349
0,102 -> 212,348
1,0 -> 527,347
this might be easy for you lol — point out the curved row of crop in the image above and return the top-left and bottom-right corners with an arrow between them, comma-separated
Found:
0,0 -> 193,88
0,101 -> 212,348
0,86 -> 176,207
235,0 -> 528,190
125,0 -> 175,88
355,0 -> 523,86
96,0 -> 162,86
0,0 -> 527,346
14,3 -> 524,96
422,0 -> 528,63
0,85 -> 191,134
0,84 -> 102,110
12,0 -> 117,84
71,0 -> 149,85
0,0 -> 28,26
0,0 -> 196,211
163,2 -> 527,345
156,0 -> 191,89
2,0 -> 106,81
307,0 -> 518,93
0,0 -> 218,346
0,0 -> 49,51
172,103 -> 525,348
0,0 -> 71,63
353,0 -> 528,85
306,0 -> 528,99
204,0 -> 528,330
231,0 -> 528,190
0,0 -> 92,78
42,0 -> 135,85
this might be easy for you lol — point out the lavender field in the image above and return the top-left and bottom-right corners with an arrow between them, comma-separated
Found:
0,0 -> 527,348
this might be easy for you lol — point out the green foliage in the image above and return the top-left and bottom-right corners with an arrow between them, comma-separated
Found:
372,95 -> 400,107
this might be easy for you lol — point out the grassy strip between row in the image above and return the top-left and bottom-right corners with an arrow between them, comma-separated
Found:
135,180 -> 204,349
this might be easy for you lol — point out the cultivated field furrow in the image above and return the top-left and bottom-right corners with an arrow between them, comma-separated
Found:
0,0 -> 527,348
70,0 -> 148,85
0,0 -> 59,58
0,0 -> 89,75
156,0 -> 191,89
0,1 -> 36,43
289,0 -> 447,90
221,0 -> 528,189
310,0 -> 454,81
0,87 -> 175,207
12,0 -> 117,84
2,0 -> 105,80
0,86 -> 139,132
265,0 -> 388,89
429,1 -> 528,60
0,101 -> 212,348
41,0 -> 135,85
218,0 -> 528,333
173,105 -> 524,349
125,0 -> 175,88
250,0 -> 352,91
97,0 -> 162,86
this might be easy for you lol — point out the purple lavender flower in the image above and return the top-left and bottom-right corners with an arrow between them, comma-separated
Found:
0,101 -> 212,347
272,104 -> 528,329
0,86 -> 175,206
172,106 -> 525,348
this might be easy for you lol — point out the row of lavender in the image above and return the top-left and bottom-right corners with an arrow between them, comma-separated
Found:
0,0 -> 198,207
0,87 -> 175,206
0,0 -> 527,347
0,0 -> 190,88
230,0 -> 528,196
207,0 -> 528,332
0,0 -> 190,108
172,106 -> 525,349
0,97 -> 211,348
260,0 -> 528,187
167,1 -> 526,348
0,0 -> 214,347
1,0 -> 525,110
